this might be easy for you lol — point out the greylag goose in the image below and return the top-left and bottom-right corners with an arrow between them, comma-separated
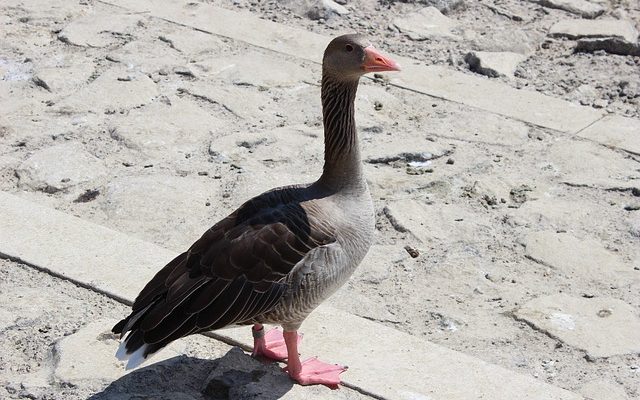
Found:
113,34 -> 400,387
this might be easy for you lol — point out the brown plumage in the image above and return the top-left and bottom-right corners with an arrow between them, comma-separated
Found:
113,34 -> 400,385
114,187 -> 335,356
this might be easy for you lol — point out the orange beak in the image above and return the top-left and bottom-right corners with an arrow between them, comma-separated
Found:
362,46 -> 401,72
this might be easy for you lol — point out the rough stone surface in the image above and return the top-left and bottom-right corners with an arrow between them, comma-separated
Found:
364,139 -> 451,165
466,28 -> 541,54
465,51 -> 527,78
522,231 -> 636,284
385,199 -> 490,245
54,319 -> 186,388
3,0 -> 640,397
515,294 -> 640,358
204,53 -> 310,87
579,380 -> 629,400
179,82 -> 275,121
531,0 -> 605,19
351,244 -> 407,284
101,174 -> 221,248
547,138 -> 640,188
419,0 -> 465,14
578,115 -> 640,155
549,19 -> 639,43
1,193 -> 583,400
106,39 -> 185,75
575,37 -> 640,56
223,306 -> 582,400
110,96 -> 223,155
199,347 -> 356,400
393,7 -> 459,40
16,143 -> 107,192
281,0 -> 349,20
160,29 -> 225,56
392,64 -> 604,133
32,61 -> 95,95
56,67 -> 159,113
322,0 -> 349,16
58,13 -> 140,47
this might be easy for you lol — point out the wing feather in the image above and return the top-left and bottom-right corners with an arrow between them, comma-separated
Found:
112,185 -> 336,361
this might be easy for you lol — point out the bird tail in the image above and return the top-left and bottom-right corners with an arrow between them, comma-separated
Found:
115,336 -> 151,370
112,303 -> 159,370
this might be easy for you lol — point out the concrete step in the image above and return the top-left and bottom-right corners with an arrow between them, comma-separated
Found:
0,191 -> 583,399
103,0 -> 613,134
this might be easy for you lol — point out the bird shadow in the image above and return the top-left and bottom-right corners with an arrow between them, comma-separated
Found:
88,347 -> 294,400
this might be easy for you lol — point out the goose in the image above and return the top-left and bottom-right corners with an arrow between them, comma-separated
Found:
113,33 -> 400,387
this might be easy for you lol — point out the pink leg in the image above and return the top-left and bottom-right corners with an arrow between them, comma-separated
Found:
251,324 -> 301,361
282,330 -> 347,389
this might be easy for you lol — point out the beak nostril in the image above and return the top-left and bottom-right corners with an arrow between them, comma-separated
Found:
363,47 -> 400,72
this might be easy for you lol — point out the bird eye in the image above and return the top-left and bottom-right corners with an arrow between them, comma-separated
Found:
345,44 -> 353,52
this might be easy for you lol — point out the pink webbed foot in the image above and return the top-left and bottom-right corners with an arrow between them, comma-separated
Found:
251,327 -> 302,361
284,357 -> 348,389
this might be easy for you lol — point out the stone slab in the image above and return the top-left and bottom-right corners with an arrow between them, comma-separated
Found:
0,191 -> 582,399
55,66 -> 158,113
575,37 -> 640,57
0,191 -> 176,302
32,61 -> 95,95
54,319 -> 187,388
15,143 -> 108,192
384,199 -> 492,245
100,174 -> 222,248
547,138 -> 640,188
549,19 -> 638,43
578,115 -> 640,155
464,51 -> 526,78
199,347 -> 369,400
58,13 -> 140,47
578,380 -> 629,400
393,6 -> 460,40
391,63 -> 605,133
200,52 -> 310,87
351,244 -> 408,284
109,96 -> 223,154
104,0 -> 604,133
521,231 -> 637,285
103,0 -> 328,63
106,38 -> 186,75
160,29 -> 225,57
531,0 -> 605,19
179,81 -> 276,121
222,306 -> 582,400
515,294 -> 640,358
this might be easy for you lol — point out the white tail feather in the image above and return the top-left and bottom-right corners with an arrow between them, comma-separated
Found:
115,340 -> 129,361
115,333 -> 152,370
125,344 -> 149,370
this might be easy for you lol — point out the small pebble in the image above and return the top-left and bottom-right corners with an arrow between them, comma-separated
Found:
404,245 -> 419,258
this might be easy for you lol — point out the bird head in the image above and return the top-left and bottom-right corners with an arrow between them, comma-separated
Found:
323,34 -> 401,81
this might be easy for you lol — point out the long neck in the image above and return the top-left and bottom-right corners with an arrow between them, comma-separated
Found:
317,73 -> 364,192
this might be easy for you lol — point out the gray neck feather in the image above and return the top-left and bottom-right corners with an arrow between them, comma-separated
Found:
317,73 -> 365,192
